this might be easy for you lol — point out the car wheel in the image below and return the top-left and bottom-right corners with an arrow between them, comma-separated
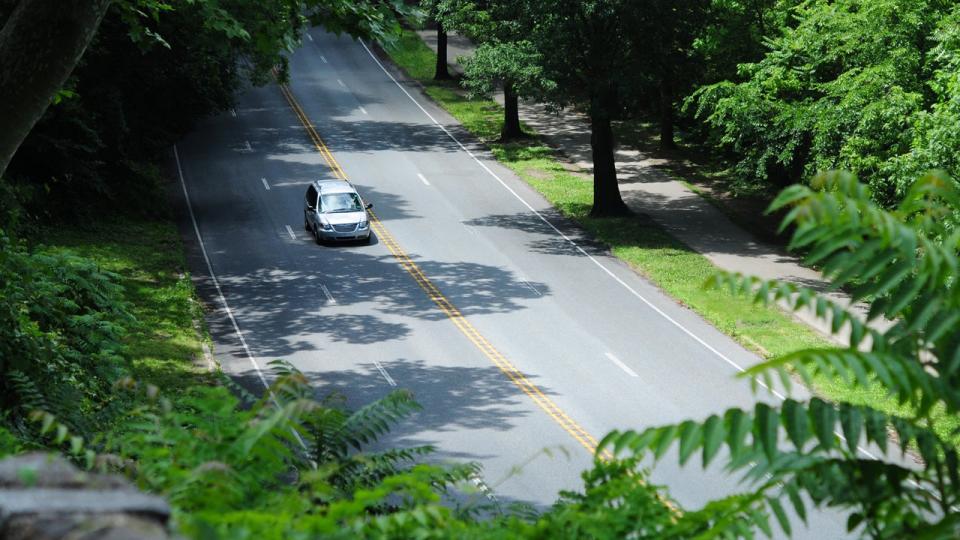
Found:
314,227 -> 324,245
364,234 -> 372,245
304,216 -> 311,232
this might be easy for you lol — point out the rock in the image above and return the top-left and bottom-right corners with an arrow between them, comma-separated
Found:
0,453 -> 171,540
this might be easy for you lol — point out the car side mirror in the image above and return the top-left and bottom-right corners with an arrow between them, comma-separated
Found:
365,203 -> 373,210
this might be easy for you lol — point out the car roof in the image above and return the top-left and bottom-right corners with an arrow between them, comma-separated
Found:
312,179 -> 356,194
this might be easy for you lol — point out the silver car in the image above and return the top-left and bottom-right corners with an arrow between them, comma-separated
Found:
303,180 -> 373,244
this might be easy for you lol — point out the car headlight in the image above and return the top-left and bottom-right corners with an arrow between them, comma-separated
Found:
358,220 -> 369,229
320,221 -> 333,230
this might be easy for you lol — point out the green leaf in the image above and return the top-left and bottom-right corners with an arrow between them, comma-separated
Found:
702,415 -> 724,468
653,425 -> 679,460
809,398 -> 836,450
726,409 -> 752,458
755,403 -> 779,461
782,399 -> 809,450
839,404 -> 863,454
678,420 -> 702,466
784,483 -> 807,523
768,497 -> 792,536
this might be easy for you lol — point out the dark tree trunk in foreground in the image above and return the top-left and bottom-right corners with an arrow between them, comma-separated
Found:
434,21 -> 451,80
589,107 -> 630,217
659,77 -> 675,150
0,0 -> 112,178
501,81 -> 524,140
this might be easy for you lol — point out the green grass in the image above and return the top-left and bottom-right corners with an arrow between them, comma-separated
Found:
377,29 -> 950,430
39,218 -> 210,395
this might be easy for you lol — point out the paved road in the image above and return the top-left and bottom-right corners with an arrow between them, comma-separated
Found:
172,29 -> 853,537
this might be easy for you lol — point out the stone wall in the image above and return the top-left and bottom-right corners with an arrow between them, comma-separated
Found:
0,453 -> 171,540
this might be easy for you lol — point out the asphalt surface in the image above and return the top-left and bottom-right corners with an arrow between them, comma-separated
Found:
172,29 -> 855,537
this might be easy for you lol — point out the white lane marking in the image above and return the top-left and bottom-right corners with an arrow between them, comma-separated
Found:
417,173 -> 430,186
359,106 -> 368,115
373,360 -> 397,386
337,78 -> 345,87
175,145 -> 269,389
244,140 -> 253,152
230,108 -> 237,118
521,280 -> 542,297
261,177 -> 270,190
306,33 -> 314,42
358,40 -> 774,392
320,55 -> 328,64
605,353 -> 638,378
285,225 -> 296,240
357,39 -> 890,464
175,145 -> 309,452
320,284 -> 337,305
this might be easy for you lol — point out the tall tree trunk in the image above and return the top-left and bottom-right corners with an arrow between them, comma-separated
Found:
659,77 -> 675,150
434,20 -> 451,80
589,105 -> 629,217
501,81 -> 523,140
0,0 -> 112,178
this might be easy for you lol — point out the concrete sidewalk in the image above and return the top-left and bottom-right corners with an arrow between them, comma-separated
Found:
416,30 -> 890,345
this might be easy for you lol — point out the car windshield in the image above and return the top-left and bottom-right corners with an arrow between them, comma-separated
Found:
320,192 -> 363,213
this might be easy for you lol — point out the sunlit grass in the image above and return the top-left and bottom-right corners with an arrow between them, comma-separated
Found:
41,219 -> 210,396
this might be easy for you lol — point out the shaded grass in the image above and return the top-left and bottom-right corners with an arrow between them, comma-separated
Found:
377,29 -> 960,441
39,219 -> 210,396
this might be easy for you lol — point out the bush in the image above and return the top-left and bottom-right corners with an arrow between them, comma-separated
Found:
0,231 -> 133,437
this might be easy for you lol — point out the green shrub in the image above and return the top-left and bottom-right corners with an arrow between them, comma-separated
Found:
0,231 -> 133,437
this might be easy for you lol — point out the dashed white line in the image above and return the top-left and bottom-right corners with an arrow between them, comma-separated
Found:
320,55 -> 328,64
521,280 -> 542,297
337,79 -> 345,87
261,177 -> 270,190
373,360 -> 397,386
417,173 -> 430,186
244,140 -> 253,152
320,284 -> 337,305
230,108 -> 237,118
285,225 -> 296,240
306,33 -> 314,42
358,39 -> 772,391
605,353 -> 638,378
359,106 -> 368,115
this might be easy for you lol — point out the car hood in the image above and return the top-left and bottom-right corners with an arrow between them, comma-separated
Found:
322,211 -> 366,225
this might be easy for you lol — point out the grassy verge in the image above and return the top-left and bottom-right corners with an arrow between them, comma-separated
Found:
39,218 -> 210,395
376,30 -> 960,441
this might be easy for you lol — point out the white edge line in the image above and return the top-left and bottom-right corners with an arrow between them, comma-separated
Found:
417,173 -> 430,186
373,360 -> 397,386
261,177 -> 270,190
356,39 -> 890,463
244,140 -> 253,152
175,145 -> 269,390
359,106 -> 368,115
605,353 -> 639,378
174,145 -> 308,451
320,55 -> 328,64
337,78 -> 345,87
285,225 -> 296,240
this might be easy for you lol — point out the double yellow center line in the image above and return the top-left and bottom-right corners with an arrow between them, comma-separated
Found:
277,80 -> 600,454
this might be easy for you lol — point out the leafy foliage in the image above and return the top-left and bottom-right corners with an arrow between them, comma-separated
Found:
690,0 -> 960,204
0,231 -> 133,437
599,171 -> 960,538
